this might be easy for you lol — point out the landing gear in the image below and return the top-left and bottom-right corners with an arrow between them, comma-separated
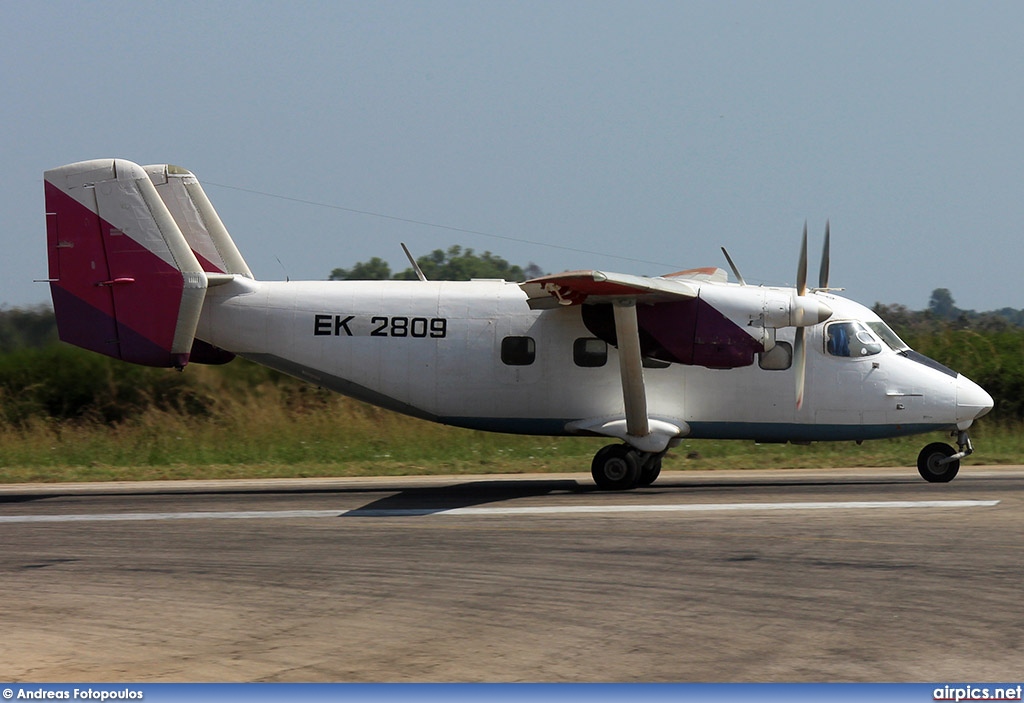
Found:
917,430 -> 974,483
591,444 -> 664,490
637,454 -> 663,487
917,442 -> 959,482
591,444 -> 639,490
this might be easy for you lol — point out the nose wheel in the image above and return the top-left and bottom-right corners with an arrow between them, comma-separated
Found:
917,430 -> 974,483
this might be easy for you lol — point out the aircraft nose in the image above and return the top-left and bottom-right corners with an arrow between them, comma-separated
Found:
956,374 -> 994,428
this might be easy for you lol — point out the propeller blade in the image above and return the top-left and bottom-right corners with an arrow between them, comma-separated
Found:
797,222 -> 808,296
795,327 -> 806,410
721,247 -> 746,286
818,220 -> 830,290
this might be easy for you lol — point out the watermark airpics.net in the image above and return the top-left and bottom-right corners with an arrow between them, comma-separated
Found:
934,684 -> 1023,701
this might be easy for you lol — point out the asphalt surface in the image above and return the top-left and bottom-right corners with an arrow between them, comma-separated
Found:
1,466 -> 1022,682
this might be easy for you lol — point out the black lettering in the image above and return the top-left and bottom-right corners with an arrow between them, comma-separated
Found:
318,315 -> 448,338
334,315 -> 354,336
370,316 -> 388,336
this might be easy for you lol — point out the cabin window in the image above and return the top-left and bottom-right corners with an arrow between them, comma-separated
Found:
574,338 -> 607,367
759,341 -> 792,370
501,336 -> 536,365
642,357 -> 671,369
825,321 -> 882,357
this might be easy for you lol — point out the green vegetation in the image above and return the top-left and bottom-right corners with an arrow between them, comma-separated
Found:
2,282 -> 1023,484
329,245 -> 544,282
0,304 -> 57,353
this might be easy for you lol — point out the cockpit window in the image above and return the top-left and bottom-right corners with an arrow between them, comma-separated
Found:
825,321 -> 883,357
866,321 -> 911,352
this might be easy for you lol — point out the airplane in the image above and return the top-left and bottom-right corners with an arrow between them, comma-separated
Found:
42,158 -> 994,490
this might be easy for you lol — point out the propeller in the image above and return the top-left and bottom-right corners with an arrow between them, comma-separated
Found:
818,220 -> 830,290
794,222 -> 833,410
795,223 -> 809,409
722,222 -> 832,410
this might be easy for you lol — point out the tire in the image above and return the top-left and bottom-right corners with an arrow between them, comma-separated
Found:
917,442 -> 959,483
636,456 -> 663,487
591,444 -> 640,490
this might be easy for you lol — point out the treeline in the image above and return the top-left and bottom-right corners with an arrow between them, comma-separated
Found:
329,245 -> 544,282
877,288 -> 1024,331
0,323 -> 305,427
0,305 -> 58,353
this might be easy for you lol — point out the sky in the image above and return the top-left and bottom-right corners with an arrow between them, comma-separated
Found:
3,0 -> 1023,313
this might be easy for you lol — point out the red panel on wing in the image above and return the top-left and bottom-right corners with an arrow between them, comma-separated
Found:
663,267 -> 720,278
526,271 -> 662,305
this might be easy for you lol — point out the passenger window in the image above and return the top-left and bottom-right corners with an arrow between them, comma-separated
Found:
826,322 -> 882,357
759,341 -> 792,370
573,338 -> 607,367
501,336 -> 536,365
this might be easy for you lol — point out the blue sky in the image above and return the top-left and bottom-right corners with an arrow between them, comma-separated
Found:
4,1 -> 1023,312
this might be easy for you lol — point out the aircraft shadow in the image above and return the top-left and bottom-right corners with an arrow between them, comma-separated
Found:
343,478 -> 592,516
340,473 -> 935,516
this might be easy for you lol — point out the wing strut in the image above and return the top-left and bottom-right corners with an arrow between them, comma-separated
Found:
612,300 -> 650,439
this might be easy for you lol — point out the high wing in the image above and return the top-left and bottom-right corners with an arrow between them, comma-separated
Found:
521,269 -> 716,309
518,270 -> 727,463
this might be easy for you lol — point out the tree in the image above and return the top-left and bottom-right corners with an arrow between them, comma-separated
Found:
330,245 -> 542,282
329,257 -> 392,281
928,288 -> 958,320
0,306 -> 58,352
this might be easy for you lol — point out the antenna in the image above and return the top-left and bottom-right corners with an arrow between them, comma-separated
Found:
401,242 -> 428,282
720,247 -> 746,286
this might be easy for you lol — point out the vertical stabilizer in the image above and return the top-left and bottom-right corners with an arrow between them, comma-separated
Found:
44,159 -> 208,367
144,164 -> 253,277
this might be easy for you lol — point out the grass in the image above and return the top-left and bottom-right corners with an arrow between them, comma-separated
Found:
1,375 -> 1020,484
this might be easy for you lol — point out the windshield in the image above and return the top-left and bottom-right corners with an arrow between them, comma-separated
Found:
825,321 -> 883,357
866,321 -> 910,352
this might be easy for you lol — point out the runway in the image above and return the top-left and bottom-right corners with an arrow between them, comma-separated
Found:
2,467 -> 1023,682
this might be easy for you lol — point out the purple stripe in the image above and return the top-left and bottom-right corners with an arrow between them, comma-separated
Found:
582,298 -> 762,369
50,284 -> 183,366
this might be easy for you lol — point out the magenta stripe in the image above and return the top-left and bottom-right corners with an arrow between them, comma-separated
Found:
45,180 -> 188,367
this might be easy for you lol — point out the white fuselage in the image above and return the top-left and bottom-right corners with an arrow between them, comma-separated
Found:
196,277 -> 988,442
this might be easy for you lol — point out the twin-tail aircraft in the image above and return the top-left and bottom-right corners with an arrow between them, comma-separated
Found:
43,159 -> 994,489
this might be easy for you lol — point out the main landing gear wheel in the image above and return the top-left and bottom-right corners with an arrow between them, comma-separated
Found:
636,455 -> 663,487
917,442 -> 960,483
591,444 -> 640,491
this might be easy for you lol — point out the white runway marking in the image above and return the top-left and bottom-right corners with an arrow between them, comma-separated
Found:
0,499 -> 1000,523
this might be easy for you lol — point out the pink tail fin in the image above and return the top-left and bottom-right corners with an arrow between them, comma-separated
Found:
44,159 -> 208,368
